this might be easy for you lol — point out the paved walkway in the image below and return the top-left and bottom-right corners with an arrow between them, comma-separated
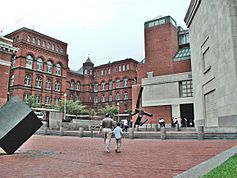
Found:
0,135 -> 237,178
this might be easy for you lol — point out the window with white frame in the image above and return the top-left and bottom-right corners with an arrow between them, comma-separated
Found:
32,37 -> 36,44
35,95 -> 41,104
46,60 -> 53,74
123,78 -> 128,87
122,65 -> 125,71
124,92 -> 128,100
43,41 -> 46,47
101,82 -> 106,91
55,80 -> 61,91
37,58 -> 43,71
126,64 -> 129,70
56,63 -> 62,76
24,75 -> 32,86
56,45 -> 59,52
70,80 -> 75,90
109,81 -> 113,90
45,96 -> 51,105
24,93 -> 31,102
109,93 -> 112,102
116,93 -> 120,101
116,79 -> 120,88
94,83 -> 98,92
27,35 -> 31,42
52,44 -> 55,51
101,70 -> 104,76
94,95 -> 98,103
147,71 -> 153,78
35,76 -> 42,88
11,56 -> 16,68
47,42 -> 50,49
76,82 -> 80,91
102,94 -> 105,102
134,78 -> 137,85
26,55 -> 33,69
46,79 -> 52,90
38,39 -> 41,46
10,74 -> 14,86
108,68 -> 111,74
55,98 -> 60,106
118,65 -> 121,72
180,80 -> 193,97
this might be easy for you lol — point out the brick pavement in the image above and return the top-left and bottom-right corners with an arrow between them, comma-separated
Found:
0,135 -> 237,178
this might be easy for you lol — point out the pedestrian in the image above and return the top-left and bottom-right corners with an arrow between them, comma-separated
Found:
123,119 -> 129,132
99,113 -> 116,153
114,122 -> 123,153
159,118 -> 165,128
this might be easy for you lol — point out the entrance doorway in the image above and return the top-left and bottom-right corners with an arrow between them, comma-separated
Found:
180,104 -> 194,127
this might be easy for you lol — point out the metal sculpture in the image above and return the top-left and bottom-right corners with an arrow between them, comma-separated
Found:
131,86 -> 152,127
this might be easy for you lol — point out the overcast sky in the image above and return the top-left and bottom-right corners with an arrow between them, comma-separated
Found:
1,0 -> 190,70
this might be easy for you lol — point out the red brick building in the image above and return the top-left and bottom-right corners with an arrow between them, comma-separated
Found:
0,36 -> 18,107
4,28 -> 138,116
132,16 -> 194,126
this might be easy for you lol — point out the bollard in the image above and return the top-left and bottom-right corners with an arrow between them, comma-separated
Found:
161,127 -> 166,140
197,126 -> 204,140
155,124 -> 158,131
176,124 -> 180,131
129,128 -> 134,139
79,127 -> 84,137
60,126 -> 64,136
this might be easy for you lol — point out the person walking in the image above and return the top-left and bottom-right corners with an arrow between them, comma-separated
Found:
99,113 -> 115,153
114,122 -> 123,153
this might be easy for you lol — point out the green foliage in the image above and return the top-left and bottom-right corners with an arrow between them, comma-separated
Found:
202,154 -> 237,178
58,99 -> 87,115
100,105 -> 118,117
88,109 -> 97,119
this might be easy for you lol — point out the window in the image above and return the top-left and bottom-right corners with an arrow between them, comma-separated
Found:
109,93 -> 113,102
179,33 -> 189,45
114,66 -> 118,72
46,61 -> 53,74
76,94 -> 80,101
101,82 -> 106,91
108,68 -> 111,74
27,35 -> 31,42
45,96 -> 51,105
24,93 -> 31,102
35,76 -> 42,88
55,81 -> 61,91
84,69 -> 87,74
70,93 -> 74,100
47,42 -> 50,49
180,80 -> 193,97
35,95 -> 41,104
55,98 -> 60,106
60,47 -> 63,53
101,70 -> 104,76
56,45 -> 59,52
26,55 -> 33,69
32,37 -> 36,44
94,95 -> 98,103
102,94 -> 105,102
122,65 -> 125,71
10,74 -> 14,86
43,41 -> 46,47
11,56 -> 16,68
126,64 -> 129,70
52,44 -> 55,51
94,83 -> 98,92
116,93 -> 120,101
124,92 -> 128,100
70,80 -> 75,90
116,79 -> 120,88
76,82 -> 80,91
38,39 -> 41,46
118,66 -> 121,72
56,63 -> 62,76
46,79 -> 52,90
123,78 -> 128,87
109,81 -> 113,90
147,72 -> 153,78
37,58 -> 43,71
24,75 -> 32,86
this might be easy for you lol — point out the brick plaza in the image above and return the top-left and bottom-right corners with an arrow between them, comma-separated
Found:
0,135 -> 237,178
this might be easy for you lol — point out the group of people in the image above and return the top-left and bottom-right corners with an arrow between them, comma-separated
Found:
99,113 -> 124,153
171,116 -> 193,127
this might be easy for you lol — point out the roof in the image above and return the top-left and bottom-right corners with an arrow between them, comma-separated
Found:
85,57 -> 93,63
173,47 -> 191,61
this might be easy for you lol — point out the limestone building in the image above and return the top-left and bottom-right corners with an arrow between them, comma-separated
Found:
185,0 -> 237,127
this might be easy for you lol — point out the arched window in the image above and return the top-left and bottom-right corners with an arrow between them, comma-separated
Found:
55,80 -> 61,91
116,93 -> 120,101
47,42 -> 50,49
32,37 -> 36,44
116,79 -> 120,88
109,81 -> 113,90
134,78 -> 137,85
124,78 -> 128,87
46,79 -> 52,90
124,91 -> 128,100
109,93 -> 113,102
55,98 -> 60,106
24,75 -> 32,86
26,55 -> 33,69
35,76 -> 42,88
35,95 -> 41,104
76,82 -> 80,91
10,74 -> 14,86
70,80 -> 75,90
102,94 -> 105,102
37,58 -> 43,71
45,96 -> 51,105
94,95 -> 98,103
56,63 -> 62,76
46,60 -> 53,74
94,83 -> 98,92
38,39 -> 41,46
27,35 -> 31,42
52,44 -> 55,51
126,64 -> 129,70
101,81 -> 106,91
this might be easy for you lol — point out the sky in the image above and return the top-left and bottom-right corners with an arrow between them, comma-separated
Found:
1,0 -> 191,71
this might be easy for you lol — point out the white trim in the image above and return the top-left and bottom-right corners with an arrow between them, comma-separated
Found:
0,59 -> 11,66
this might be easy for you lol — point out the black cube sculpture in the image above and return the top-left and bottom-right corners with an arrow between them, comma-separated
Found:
0,97 -> 43,154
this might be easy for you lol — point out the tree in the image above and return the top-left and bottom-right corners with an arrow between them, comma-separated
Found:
101,105 -> 118,118
58,99 -> 87,115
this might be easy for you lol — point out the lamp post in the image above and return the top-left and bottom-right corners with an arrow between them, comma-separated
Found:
64,93 -> 67,122
117,102 -> 120,123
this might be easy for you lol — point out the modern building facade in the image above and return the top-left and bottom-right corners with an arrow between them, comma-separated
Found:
0,36 -> 18,107
185,0 -> 237,128
132,16 -> 194,126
